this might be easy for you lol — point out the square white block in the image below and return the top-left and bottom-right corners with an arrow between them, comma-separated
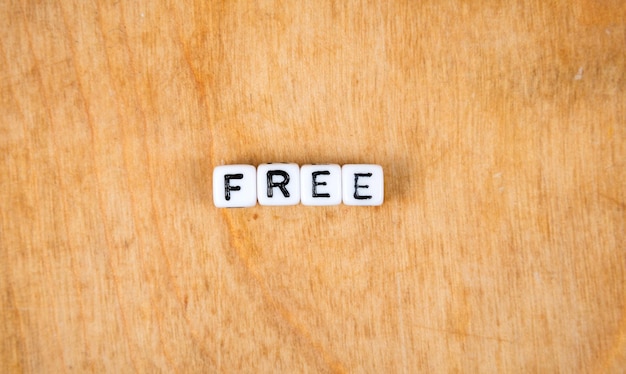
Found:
213,165 -> 257,208
257,163 -> 300,206
342,164 -> 384,206
300,164 -> 342,206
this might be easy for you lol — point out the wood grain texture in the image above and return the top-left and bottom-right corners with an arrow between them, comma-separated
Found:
1,0 -> 625,372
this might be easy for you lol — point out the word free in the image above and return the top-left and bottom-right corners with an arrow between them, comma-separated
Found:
213,163 -> 384,207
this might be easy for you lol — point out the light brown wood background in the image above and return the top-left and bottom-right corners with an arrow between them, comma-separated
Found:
1,0 -> 625,372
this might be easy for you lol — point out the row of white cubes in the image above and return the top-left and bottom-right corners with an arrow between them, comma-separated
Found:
213,163 -> 383,207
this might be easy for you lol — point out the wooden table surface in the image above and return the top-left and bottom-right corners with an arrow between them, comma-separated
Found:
1,1 -> 625,372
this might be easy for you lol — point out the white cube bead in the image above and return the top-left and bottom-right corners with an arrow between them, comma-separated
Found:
300,164 -> 342,206
257,163 -> 300,206
341,164 -> 384,206
213,164 -> 257,208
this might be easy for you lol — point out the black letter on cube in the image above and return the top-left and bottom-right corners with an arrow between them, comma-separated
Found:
312,171 -> 331,198
353,173 -> 373,200
267,170 -> 290,198
224,174 -> 243,201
